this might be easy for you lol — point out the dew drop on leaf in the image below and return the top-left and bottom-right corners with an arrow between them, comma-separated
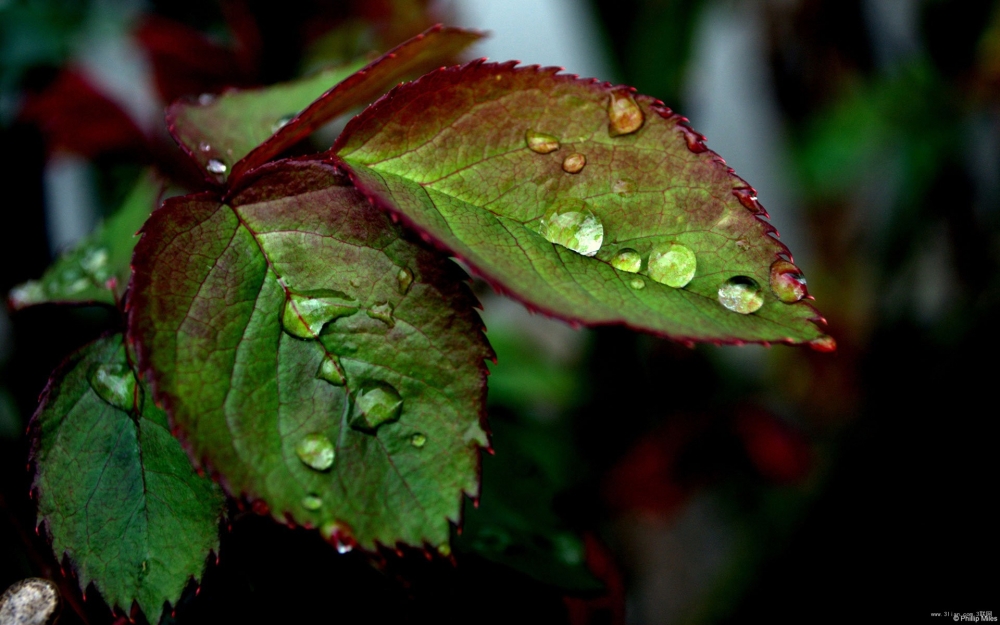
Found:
367,302 -> 395,327
525,129 -> 560,154
612,178 -> 636,196
80,247 -> 110,282
769,259 -> 807,303
206,159 -> 227,174
301,494 -> 323,511
410,432 -> 427,448
295,433 -> 335,471
349,383 -> 403,433
607,90 -> 644,136
198,141 -> 211,153
647,243 -> 697,288
562,153 -> 586,173
89,363 -> 137,412
611,248 -> 642,273
281,292 -> 357,339
396,267 -> 413,294
537,199 -> 604,257
321,522 -> 355,554
718,276 -> 765,314
0,578 -> 60,625
629,277 -> 645,290
316,354 -> 345,386
271,114 -> 295,134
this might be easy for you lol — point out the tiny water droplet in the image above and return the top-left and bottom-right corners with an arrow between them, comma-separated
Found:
296,433 -> 335,471
538,199 -> 604,257
321,522 -> 355,553
89,363 -> 137,412
206,159 -> 227,174
718,276 -> 765,314
607,90 -> 644,136
271,114 -> 295,134
648,243 -> 697,288
282,291 -> 357,339
301,494 -> 323,511
367,302 -> 395,327
397,267 -> 413,294
316,354 -> 345,386
198,141 -> 211,153
349,383 -> 403,433
629,277 -> 645,290
769,259 -> 807,303
612,178 -> 637,196
735,239 -> 750,250
611,248 -> 641,273
525,129 -> 560,154
410,433 -> 427,448
562,153 -> 586,173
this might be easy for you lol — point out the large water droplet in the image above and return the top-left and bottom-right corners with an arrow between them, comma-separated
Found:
282,291 -> 357,339
718,276 -> 765,314
89,363 -> 137,412
0,578 -> 60,625
316,354 -> 345,386
410,432 -> 427,448
397,267 -> 413,294
349,383 -> 403,433
271,114 -> 295,134
538,199 -> 604,257
525,129 -> 560,154
296,433 -> 335,471
608,90 -> 644,136
562,153 -> 586,174
769,259 -> 807,303
301,494 -> 323,511
611,248 -> 641,273
206,159 -> 227,174
647,243 -> 697,288
629,277 -> 645,290
367,302 -> 395,327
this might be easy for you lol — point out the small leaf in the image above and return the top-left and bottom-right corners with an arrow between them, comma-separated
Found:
8,171 -> 162,310
334,61 -> 829,345
31,334 -> 224,621
128,159 -> 490,551
219,25 -> 483,182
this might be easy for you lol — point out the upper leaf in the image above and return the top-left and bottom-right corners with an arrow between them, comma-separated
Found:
334,61 -> 830,346
127,158 -> 490,551
31,334 -> 224,621
168,25 -> 482,184
8,171 -> 162,310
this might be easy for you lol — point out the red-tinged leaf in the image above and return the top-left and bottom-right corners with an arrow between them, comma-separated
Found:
333,61 -> 830,346
127,158 -> 490,551
31,334 -> 224,621
20,70 -> 145,157
226,25 -> 483,181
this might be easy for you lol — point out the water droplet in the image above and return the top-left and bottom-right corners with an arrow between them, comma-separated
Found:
198,93 -> 215,105
410,433 -> 427,448
397,267 -> 413,294
769,259 -> 807,303
367,302 -> 395,327
206,159 -> 227,174
629,277 -> 645,290
301,494 -> 323,511
282,291 -> 357,339
607,90 -> 644,136
611,248 -> 641,273
525,129 -> 560,154
89,363 -> 137,412
647,243 -> 697,288
349,383 -> 403,433
198,141 -> 211,153
537,199 -> 604,257
562,153 -> 586,173
80,247 -> 110,282
271,114 -> 295,134
321,522 -> 355,553
0,578 -> 60,625
735,239 -> 750,250
295,433 -> 335,471
612,178 -> 636,196
718,276 -> 765,314
316,354 -> 345,386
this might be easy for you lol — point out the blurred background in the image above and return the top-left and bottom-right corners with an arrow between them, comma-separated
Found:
1,0 -> 998,622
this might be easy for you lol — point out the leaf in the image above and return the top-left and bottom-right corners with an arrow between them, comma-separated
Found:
30,334 -> 224,621
127,158 -> 490,551
8,170 -> 162,310
334,61 -> 830,346
168,25 -> 482,184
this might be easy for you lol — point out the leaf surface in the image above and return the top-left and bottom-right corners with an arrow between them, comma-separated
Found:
334,61 -> 829,346
127,159 -> 490,551
8,171 -> 162,310
31,334 -> 224,621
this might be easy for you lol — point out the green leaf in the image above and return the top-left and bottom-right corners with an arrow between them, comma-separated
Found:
168,25 -> 482,184
127,159 -> 490,551
334,62 -> 830,346
8,170 -> 162,310
30,334 -> 224,621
